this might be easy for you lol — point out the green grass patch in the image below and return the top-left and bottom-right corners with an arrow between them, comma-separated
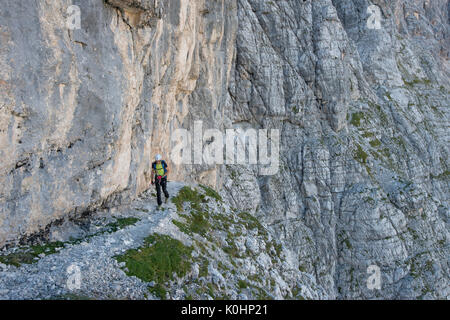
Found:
0,241 -> 65,267
223,243 -> 241,258
255,286 -> 273,299
0,251 -> 37,267
173,210 -> 211,237
362,132 -> 374,138
370,102 -> 389,126
238,279 -> 248,289
0,217 -> 140,267
343,238 -> 352,249
189,212 -> 210,236
392,136 -> 407,152
30,241 -> 65,256
238,211 -> 263,232
51,293 -> 94,300
354,144 -> 368,164
198,258 -> 209,278
298,264 -> 307,272
350,112 -> 365,127
172,219 -> 191,235
171,186 -> 207,212
369,139 -> 381,148
115,233 -> 193,299
403,78 -> 431,87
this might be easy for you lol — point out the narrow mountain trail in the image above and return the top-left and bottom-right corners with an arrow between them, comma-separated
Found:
0,182 -> 328,300
0,182 -> 186,300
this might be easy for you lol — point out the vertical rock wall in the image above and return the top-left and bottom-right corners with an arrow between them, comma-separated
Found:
0,0 -> 236,246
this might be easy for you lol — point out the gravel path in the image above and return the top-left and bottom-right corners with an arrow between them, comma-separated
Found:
0,182 -> 185,300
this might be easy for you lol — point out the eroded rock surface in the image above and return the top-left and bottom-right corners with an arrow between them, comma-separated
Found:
0,0 -> 235,246
225,0 -> 449,299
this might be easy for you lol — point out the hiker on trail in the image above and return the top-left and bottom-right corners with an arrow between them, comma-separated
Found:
151,154 -> 169,208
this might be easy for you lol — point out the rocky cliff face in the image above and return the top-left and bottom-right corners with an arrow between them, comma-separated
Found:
0,0 -> 235,244
0,0 -> 448,299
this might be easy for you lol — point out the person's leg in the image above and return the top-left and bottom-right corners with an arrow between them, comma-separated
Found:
155,177 -> 162,206
162,177 -> 169,200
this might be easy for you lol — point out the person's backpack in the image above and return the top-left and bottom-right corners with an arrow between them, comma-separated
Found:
152,160 -> 168,175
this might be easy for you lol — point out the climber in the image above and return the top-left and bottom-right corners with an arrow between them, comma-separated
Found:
151,154 -> 170,208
